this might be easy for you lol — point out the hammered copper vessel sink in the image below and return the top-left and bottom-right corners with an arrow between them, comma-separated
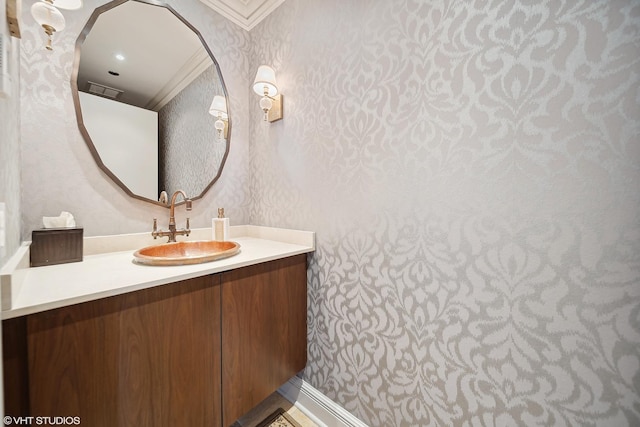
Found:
133,240 -> 241,266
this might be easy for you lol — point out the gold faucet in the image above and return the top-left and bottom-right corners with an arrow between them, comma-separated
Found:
152,190 -> 192,243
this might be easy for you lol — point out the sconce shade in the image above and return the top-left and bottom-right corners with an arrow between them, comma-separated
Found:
31,1 -> 66,32
53,0 -> 83,10
209,95 -> 228,120
209,95 -> 228,140
252,65 -> 278,97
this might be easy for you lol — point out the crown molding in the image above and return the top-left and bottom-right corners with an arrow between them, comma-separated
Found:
144,48 -> 211,111
199,0 -> 284,31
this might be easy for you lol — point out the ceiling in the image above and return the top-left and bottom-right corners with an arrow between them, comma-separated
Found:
199,0 -> 285,31
75,0 -> 285,110
77,1 -> 212,111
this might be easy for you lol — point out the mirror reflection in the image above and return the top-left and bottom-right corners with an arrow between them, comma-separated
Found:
73,0 -> 230,206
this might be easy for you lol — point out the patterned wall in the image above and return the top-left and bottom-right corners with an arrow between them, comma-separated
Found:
159,65 -> 227,198
0,32 -> 21,266
14,0 -> 640,424
248,0 -> 640,425
19,0 -> 251,238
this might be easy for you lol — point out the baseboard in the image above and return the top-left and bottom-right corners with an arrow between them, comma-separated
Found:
277,376 -> 369,427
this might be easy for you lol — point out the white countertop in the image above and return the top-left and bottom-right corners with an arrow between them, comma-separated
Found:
1,225 -> 315,319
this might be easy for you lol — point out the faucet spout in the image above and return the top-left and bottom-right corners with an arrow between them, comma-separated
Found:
152,189 -> 192,243
169,190 -> 192,226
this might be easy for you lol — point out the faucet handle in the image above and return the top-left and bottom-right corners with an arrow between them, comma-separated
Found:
152,218 -> 158,239
185,218 -> 190,236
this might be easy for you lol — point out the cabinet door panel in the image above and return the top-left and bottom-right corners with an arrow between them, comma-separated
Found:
2,317 -> 30,417
27,275 -> 222,427
221,254 -> 307,425
27,294 -> 120,424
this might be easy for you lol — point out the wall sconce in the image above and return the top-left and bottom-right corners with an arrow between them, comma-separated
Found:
31,0 -> 82,50
252,65 -> 283,122
209,95 -> 228,140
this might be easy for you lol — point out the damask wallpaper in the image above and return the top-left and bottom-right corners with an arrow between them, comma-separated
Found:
248,0 -> 640,425
0,33 -> 21,266
159,65 -> 227,198
11,0 -> 640,425
18,0 -> 252,238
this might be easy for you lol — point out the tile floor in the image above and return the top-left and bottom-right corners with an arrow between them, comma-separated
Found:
235,390 -> 318,427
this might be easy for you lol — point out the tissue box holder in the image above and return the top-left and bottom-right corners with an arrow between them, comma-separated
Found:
30,227 -> 84,267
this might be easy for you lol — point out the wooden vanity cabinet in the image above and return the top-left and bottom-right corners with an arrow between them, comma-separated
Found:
221,254 -> 307,425
20,274 -> 222,427
2,254 -> 308,427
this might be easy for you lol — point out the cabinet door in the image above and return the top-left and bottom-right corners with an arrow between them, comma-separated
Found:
221,254 -> 307,425
2,317 -> 29,417
27,275 -> 222,427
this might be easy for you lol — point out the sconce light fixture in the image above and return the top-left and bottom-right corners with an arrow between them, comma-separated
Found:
209,95 -> 228,140
31,0 -> 82,51
252,65 -> 283,122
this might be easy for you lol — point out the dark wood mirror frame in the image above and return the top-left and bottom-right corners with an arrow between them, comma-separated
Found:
71,0 -> 232,207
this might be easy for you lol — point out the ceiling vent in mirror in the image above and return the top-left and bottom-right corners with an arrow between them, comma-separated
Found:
87,81 -> 123,99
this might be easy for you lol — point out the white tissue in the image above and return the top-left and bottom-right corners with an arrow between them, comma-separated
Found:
42,211 -> 76,228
